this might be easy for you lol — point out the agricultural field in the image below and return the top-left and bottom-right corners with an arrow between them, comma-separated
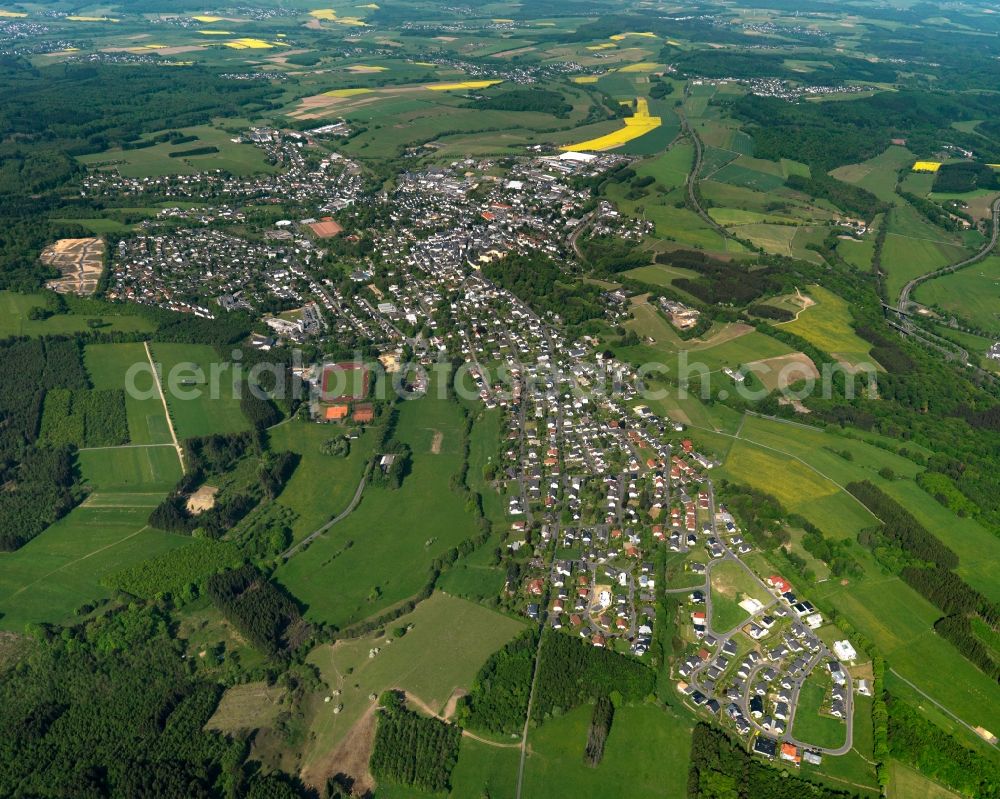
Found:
778,284 -> 875,366
85,342 -> 174,446
708,558 -> 772,631
298,592 -> 524,787
267,419 -> 375,542
275,383 -> 480,627
521,704 -> 692,799
77,445 -> 182,492
0,501 -> 190,630
148,342 -> 249,440
830,146 -> 914,205
914,254 -> 1000,333
0,291 -> 153,337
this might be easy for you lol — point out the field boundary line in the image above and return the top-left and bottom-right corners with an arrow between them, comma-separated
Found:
78,443 -> 178,451
144,341 -> 185,474
0,525 -> 152,603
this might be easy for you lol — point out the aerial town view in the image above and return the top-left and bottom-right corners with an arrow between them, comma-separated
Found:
0,0 -> 999,797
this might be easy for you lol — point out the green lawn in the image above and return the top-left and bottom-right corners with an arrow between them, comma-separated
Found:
709,558 -> 771,631
521,703 -> 692,798
268,419 -> 375,543
623,263 -> 700,288
914,253 -> 1000,334
85,342 -> 174,445
149,342 -> 249,440
300,592 -> 524,780
792,670 -> 847,749
0,291 -> 153,338
275,383 -> 481,627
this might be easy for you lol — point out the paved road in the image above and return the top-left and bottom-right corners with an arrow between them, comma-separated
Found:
279,470 -> 368,559
897,196 -> 1000,315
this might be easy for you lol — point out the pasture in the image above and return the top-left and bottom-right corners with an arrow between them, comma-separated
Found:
298,592 -> 524,784
267,419 -> 375,542
718,440 -> 876,539
77,124 -> 278,178
830,146 -> 914,205
85,342 -> 174,445
887,762 -> 962,799
881,231 -> 968,302
149,342 -> 249,440
0,291 -> 153,338
522,704 -> 692,799
0,503 -> 190,630
914,254 -> 1000,333
275,381 -> 480,627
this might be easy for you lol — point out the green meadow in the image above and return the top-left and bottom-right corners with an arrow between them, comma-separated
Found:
149,342 -> 249,440
521,704 -> 692,799
77,124 -> 279,178
275,383 -> 480,628
0,503 -> 189,630
299,592 -> 524,779
0,291 -> 153,338
778,284 -> 874,364
914,254 -> 1000,334
268,419 -> 376,542
85,342 -> 174,445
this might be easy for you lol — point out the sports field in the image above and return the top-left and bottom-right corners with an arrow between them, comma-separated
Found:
914,254 -> 1000,333
522,704 -> 691,798
299,592 -> 524,784
275,378 -> 480,627
149,342 -> 249,440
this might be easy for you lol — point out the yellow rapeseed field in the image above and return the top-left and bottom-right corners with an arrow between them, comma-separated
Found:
309,9 -> 338,19
425,80 -> 502,91
571,76 -> 600,83
197,30 -> 233,35
192,15 -> 224,22
324,88 -> 374,97
618,61 -> 663,73
225,38 -> 279,49
0,10 -> 28,17
561,97 -> 661,151
610,31 -> 657,40
912,161 -> 942,172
